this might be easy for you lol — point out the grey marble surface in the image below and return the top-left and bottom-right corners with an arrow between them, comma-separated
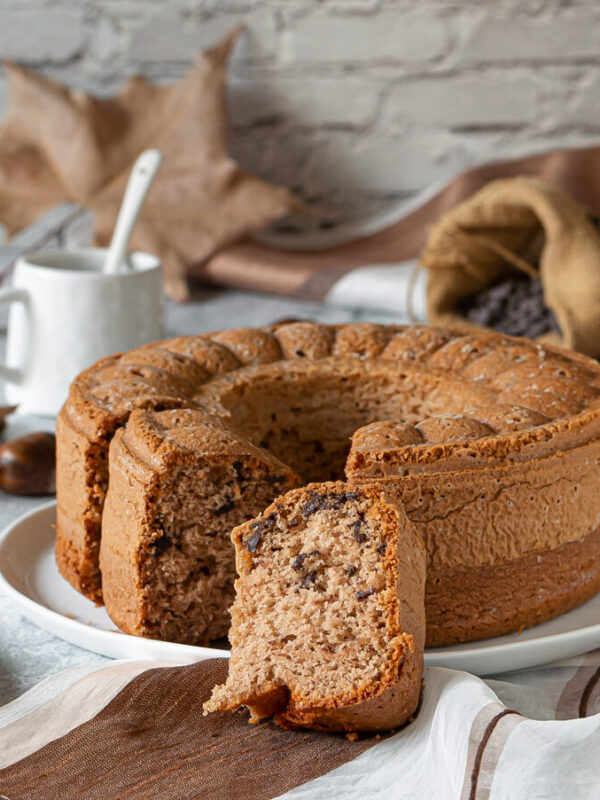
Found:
0,288 -> 399,705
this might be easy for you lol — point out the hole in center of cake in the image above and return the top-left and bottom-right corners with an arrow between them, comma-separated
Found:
196,361 -> 482,482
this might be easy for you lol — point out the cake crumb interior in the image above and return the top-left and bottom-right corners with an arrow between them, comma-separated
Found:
208,489 -> 401,710
141,459 -> 294,644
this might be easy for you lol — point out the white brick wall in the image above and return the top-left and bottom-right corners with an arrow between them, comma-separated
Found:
0,6 -> 85,64
383,73 -> 545,128
0,0 -> 599,222
281,10 -> 452,64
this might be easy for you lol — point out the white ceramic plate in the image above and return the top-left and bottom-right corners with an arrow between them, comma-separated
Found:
0,501 -> 226,665
2,502 -> 600,675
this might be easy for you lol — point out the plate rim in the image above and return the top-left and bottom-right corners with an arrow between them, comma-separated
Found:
2,500 -> 600,673
0,500 -> 227,663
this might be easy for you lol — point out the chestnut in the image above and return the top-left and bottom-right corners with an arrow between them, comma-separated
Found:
0,432 -> 56,495
0,406 -> 16,436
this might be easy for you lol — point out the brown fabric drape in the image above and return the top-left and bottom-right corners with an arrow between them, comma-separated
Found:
194,145 -> 600,306
0,659 -> 375,800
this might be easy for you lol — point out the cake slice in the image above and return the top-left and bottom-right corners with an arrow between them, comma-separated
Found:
204,482 -> 426,733
99,408 -> 301,644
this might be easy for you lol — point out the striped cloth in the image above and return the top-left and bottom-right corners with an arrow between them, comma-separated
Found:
2,654 -> 600,798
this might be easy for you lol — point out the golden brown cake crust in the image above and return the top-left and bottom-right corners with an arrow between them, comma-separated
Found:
426,525 -> 600,646
55,323 -> 600,646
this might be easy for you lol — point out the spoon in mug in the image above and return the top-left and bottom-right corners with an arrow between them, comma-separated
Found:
103,149 -> 162,275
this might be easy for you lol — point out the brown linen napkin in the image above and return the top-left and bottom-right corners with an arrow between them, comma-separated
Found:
193,145 -> 600,307
0,659 -> 374,800
419,177 -> 600,358
4,653 -> 600,798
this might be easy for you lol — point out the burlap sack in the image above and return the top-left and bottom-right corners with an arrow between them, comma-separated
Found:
419,176 -> 600,358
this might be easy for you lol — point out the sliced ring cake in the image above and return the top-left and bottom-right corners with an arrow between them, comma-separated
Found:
55,323 -> 600,645
204,482 -> 426,733
100,408 -> 300,644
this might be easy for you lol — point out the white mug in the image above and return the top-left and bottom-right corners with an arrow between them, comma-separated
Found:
0,248 -> 165,416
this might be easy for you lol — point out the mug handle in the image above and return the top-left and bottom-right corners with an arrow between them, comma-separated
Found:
0,287 -> 28,383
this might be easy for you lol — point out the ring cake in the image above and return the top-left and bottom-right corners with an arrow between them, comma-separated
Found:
55,323 -> 600,646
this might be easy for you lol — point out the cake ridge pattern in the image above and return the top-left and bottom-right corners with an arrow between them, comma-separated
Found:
55,322 -> 600,645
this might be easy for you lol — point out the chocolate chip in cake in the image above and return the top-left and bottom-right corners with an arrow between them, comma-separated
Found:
212,498 -> 235,516
351,519 -> 367,543
292,550 -> 320,570
356,588 -> 375,600
301,492 -> 324,517
292,553 -> 308,570
300,570 -> 318,588
377,542 -> 388,555
250,513 -> 276,535
266,473 -> 287,485
150,535 -> 172,557
301,490 -> 362,518
245,513 -> 279,552
347,565 -> 358,577
245,532 -> 262,553
325,491 -> 359,509
232,460 -> 244,479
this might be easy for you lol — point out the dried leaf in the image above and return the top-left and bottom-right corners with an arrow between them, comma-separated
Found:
0,29 -> 295,301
